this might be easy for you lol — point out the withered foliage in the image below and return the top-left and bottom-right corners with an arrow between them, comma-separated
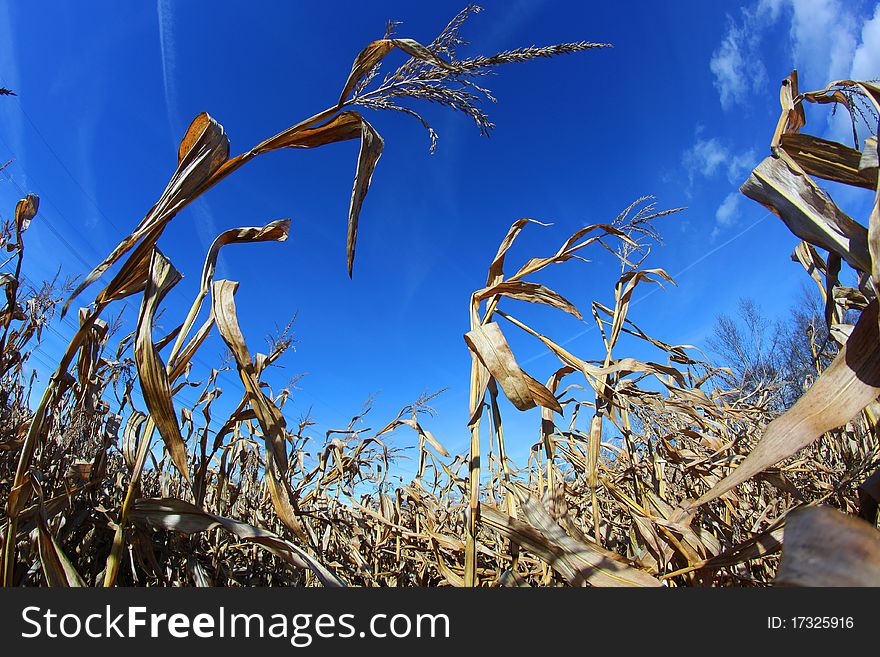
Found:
1,9 -> 879,588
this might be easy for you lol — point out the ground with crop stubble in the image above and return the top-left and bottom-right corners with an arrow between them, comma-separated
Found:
1,6 -> 880,588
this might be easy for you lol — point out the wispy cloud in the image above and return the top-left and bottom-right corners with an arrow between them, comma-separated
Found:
157,1 -> 219,247
850,3 -> 880,80
157,0 -> 183,143
710,0 -> 878,112
682,133 -> 757,191
786,0 -> 859,86
712,192 -> 741,241
681,130 -> 756,239
709,7 -> 769,109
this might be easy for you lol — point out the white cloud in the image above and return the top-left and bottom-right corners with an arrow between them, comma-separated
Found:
683,137 -> 726,178
788,0 -> 858,86
727,148 -> 759,184
757,0 -> 785,21
710,1 -> 877,110
715,192 -> 740,227
681,132 -> 756,239
709,13 -> 767,109
850,3 -> 880,80
682,137 -> 757,190
712,192 -> 742,241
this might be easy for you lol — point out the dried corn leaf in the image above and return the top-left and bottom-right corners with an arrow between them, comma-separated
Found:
36,514 -> 85,587
776,505 -> 880,586
376,415 -> 450,458
64,113 -> 229,315
791,241 -> 828,301
779,132 -> 877,190
211,280 -> 306,540
700,521 -> 784,572
252,111 -> 382,277
347,117 -> 383,277
482,488 -> 660,587
740,156 -> 870,274
770,71 -> 806,148
861,135 -> 878,174
609,269 -> 675,349
339,40 -> 397,106
338,37 -> 454,106
134,250 -> 189,482
497,312 -> 686,388
475,281 -> 581,318
486,218 -> 550,286
254,111 -> 363,153
464,322 -> 562,413
513,224 -> 634,281
121,411 -> 147,472
169,219 -> 290,367
14,193 -> 38,236
130,498 -> 344,587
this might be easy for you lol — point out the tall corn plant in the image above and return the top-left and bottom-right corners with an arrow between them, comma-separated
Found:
457,196 -> 813,586
0,6 -> 608,587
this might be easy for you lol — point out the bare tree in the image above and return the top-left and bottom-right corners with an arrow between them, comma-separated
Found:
709,287 -> 838,411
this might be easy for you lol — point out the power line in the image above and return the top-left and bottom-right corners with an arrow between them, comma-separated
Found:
0,157 -> 107,273
17,103 -> 130,237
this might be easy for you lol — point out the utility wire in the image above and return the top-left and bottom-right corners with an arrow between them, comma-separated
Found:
18,104 -> 130,237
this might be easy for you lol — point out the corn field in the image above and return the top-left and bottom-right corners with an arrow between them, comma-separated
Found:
1,7 -> 879,588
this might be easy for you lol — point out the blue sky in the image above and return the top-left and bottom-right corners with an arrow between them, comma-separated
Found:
1,1 -> 878,482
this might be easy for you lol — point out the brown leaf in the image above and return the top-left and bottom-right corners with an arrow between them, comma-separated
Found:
347,116 -> 383,277
481,487 -> 661,587
464,322 -> 562,413
776,505 -> 880,586
338,37 -> 455,106
254,111 -> 363,153
131,497 -> 345,587
63,113 -> 230,316
861,135 -> 878,175
741,155 -> 871,274
168,218 -> 290,370
134,250 -> 189,482
486,218 -> 551,286
36,512 -> 85,587
211,280 -> 307,540
338,39 -> 396,106
779,132 -> 877,190
475,281 -> 582,318
14,194 -> 38,235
